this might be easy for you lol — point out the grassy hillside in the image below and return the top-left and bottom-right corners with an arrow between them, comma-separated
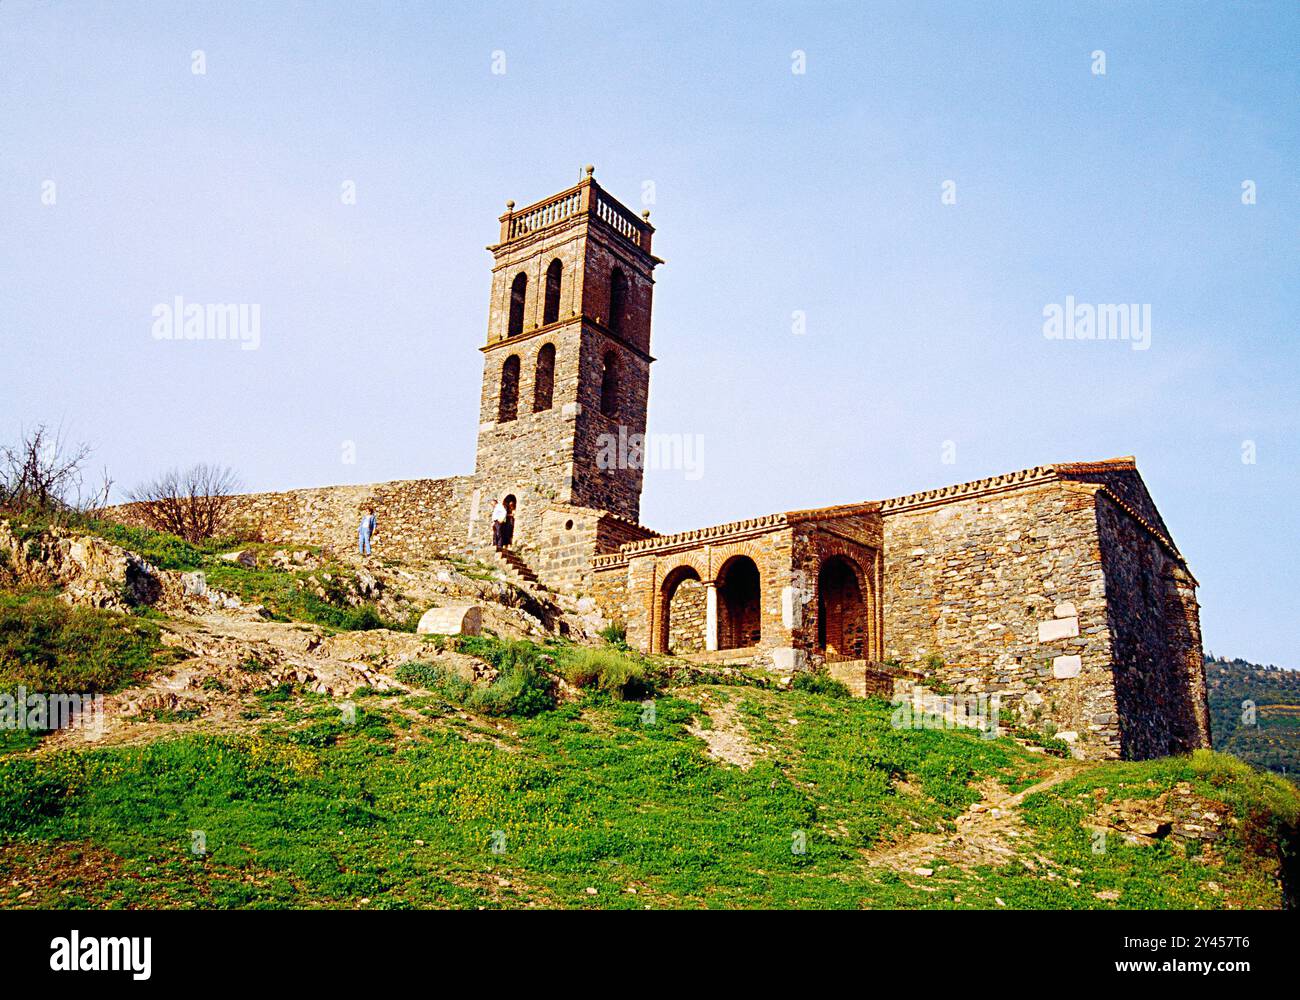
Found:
1207,655 -> 1300,783
2,675 -> 1295,909
0,515 -> 1296,910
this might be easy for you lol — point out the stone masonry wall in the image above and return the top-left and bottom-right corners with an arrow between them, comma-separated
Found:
882,482 -> 1122,758
473,321 -> 588,556
106,476 -> 474,565
1094,492 -> 1211,758
570,325 -> 649,522
533,505 -> 656,595
667,578 -> 707,653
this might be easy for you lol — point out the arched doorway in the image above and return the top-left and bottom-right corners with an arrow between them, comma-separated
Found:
659,565 -> 705,655
717,556 -> 761,650
817,555 -> 868,660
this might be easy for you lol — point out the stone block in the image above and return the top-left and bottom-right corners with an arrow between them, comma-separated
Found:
417,604 -> 482,637
1052,654 -> 1082,679
1038,616 -> 1079,642
770,647 -> 807,674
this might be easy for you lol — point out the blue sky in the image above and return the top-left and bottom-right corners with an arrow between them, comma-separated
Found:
1,1 -> 1296,666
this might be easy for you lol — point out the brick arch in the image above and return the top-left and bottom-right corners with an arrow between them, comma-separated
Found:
810,538 -> 881,661
658,564 -> 705,655
648,554 -> 709,654
705,540 -> 771,584
715,553 -> 762,650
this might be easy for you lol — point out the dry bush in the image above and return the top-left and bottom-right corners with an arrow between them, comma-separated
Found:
127,464 -> 241,543
0,423 -> 112,518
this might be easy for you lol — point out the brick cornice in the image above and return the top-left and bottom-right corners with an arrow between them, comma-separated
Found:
481,317 -> 655,364
880,465 -> 1059,514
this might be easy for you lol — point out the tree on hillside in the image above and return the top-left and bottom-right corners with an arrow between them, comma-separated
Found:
0,423 -> 112,518
128,464 -> 241,543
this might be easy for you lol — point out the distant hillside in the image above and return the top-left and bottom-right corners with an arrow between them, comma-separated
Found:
1207,655 -> 1300,783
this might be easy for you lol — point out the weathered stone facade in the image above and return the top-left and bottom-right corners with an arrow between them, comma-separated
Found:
470,165 -> 657,547
589,459 -> 1209,761
108,476 -> 474,564
102,171 -> 1210,762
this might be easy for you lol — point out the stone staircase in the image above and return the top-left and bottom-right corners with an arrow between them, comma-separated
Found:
491,547 -> 544,590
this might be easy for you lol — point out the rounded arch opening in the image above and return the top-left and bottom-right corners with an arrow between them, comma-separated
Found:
497,354 -> 520,422
659,565 -> 705,655
609,267 -> 628,334
599,350 -> 619,418
817,555 -> 869,660
543,259 -> 562,325
507,272 -> 528,338
717,555 -> 762,650
533,342 -> 555,412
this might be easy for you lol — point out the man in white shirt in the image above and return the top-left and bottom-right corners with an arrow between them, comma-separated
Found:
491,498 -> 508,551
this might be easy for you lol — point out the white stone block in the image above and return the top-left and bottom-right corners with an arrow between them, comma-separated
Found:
1038,616 -> 1079,642
1053,601 -> 1078,619
770,647 -> 807,674
417,605 -> 482,637
1052,654 -> 1082,679
781,586 -> 804,629
705,585 -> 718,652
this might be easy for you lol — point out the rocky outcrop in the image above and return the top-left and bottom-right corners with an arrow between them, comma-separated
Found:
0,521 -> 254,617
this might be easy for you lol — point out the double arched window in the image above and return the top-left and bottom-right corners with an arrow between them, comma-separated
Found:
507,272 -> 527,338
543,259 -> 562,326
534,343 -> 555,412
498,354 -> 520,422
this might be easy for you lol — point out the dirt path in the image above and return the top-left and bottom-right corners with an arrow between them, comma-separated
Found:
866,764 -> 1087,875
687,693 -> 763,770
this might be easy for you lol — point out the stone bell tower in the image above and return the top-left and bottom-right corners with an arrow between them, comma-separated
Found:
469,166 -> 660,553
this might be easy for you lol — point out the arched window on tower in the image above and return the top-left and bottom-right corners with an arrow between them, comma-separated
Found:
608,267 -> 628,335
533,343 -> 555,412
507,272 -> 527,338
600,350 -> 619,418
498,354 -> 520,422
543,259 -> 562,326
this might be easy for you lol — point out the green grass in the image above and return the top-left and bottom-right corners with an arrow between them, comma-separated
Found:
6,515 -> 414,634
1,683 -> 1294,910
555,646 -> 650,699
5,512 -> 239,571
201,562 -> 414,633
396,637 -> 557,717
791,669 -> 851,699
0,591 -> 174,695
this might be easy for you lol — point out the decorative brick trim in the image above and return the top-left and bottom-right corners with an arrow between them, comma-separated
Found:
1086,483 -> 1191,577
879,465 -> 1058,514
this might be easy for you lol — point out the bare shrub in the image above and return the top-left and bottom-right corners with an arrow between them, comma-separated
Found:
0,423 -> 113,518
127,464 -> 241,543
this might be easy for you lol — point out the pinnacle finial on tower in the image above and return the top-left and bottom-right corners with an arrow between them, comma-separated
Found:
584,164 -> 595,178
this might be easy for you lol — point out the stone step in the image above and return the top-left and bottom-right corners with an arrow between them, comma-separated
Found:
679,645 -> 761,667
825,659 -> 925,698
491,548 -> 546,591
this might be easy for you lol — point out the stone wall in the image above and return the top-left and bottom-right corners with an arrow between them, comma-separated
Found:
106,476 -> 475,564
881,481 -> 1122,757
569,324 -> 650,522
667,578 -> 707,653
532,504 -> 656,595
1095,492 -> 1212,758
